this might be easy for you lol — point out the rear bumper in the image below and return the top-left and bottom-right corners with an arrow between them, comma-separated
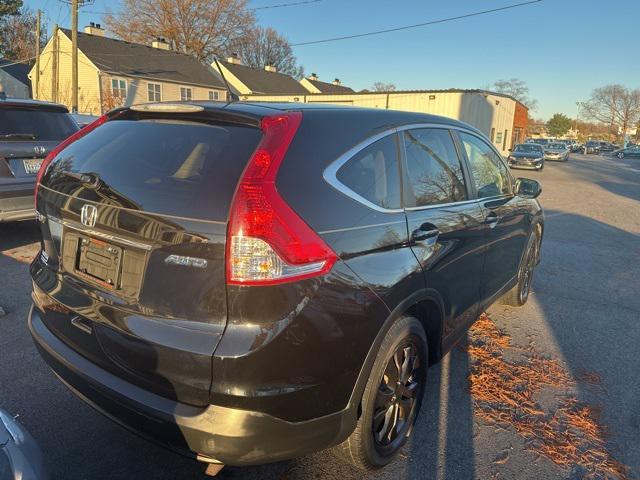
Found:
28,305 -> 355,466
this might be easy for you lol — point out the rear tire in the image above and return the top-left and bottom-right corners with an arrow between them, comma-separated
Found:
334,316 -> 428,471
618,152 -> 625,159
501,230 -> 540,307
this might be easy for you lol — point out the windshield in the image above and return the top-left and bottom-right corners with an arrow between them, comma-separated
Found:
549,143 -> 565,149
0,108 -> 78,141
514,144 -> 543,153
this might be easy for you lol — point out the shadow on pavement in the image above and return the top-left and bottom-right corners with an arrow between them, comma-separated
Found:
530,207 -> 640,477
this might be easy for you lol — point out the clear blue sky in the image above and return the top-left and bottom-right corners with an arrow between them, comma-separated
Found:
23,0 -> 640,119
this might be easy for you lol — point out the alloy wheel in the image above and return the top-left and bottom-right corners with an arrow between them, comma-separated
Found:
519,238 -> 538,303
372,341 -> 422,448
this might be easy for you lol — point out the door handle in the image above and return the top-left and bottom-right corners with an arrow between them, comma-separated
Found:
411,227 -> 440,244
484,212 -> 500,229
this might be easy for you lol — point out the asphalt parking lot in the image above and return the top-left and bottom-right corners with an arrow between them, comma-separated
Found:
1,153 -> 639,480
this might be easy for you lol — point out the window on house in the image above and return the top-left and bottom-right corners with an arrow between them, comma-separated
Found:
495,131 -> 503,145
111,79 -> 127,99
180,87 -> 192,101
209,91 -> 219,101
148,83 -> 161,102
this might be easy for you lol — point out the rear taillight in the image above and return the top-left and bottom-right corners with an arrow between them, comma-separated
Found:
35,114 -> 108,208
226,112 -> 337,286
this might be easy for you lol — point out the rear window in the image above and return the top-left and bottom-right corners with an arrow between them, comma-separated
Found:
46,119 -> 262,221
0,108 -> 78,140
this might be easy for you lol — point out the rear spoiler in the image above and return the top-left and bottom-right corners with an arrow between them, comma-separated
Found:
113,103 -> 263,129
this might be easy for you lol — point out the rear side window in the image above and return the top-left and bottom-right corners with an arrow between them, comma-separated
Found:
46,119 -> 262,221
0,108 -> 78,140
459,132 -> 511,198
336,134 -> 401,210
402,128 -> 467,207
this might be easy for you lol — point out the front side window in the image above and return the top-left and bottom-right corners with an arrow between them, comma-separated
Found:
459,132 -> 511,198
336,134 -> 401,210
148,83 -> 161,102
111,79 -> 127,99
180,87 -> 192,101
402,128 -> 467,207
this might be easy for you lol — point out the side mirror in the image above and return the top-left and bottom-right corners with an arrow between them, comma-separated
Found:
515,178 -> 542,199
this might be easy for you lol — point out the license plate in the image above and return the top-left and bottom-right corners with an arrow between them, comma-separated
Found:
76,236 -> 123,288
23,158 -> 44,175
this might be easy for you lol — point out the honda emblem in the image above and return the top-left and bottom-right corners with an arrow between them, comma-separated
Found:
80,204 -> 98,228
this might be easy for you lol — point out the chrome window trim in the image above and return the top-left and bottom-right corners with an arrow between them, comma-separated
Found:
323,122 -> 503,214
323,127 -> 404,214
404,198 -> 480,212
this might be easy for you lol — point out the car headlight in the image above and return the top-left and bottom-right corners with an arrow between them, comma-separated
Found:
533,157 -> 543,162
508,156 -> 515,161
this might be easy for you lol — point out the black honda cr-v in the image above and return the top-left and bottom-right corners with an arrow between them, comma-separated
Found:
28,102 -> 543,474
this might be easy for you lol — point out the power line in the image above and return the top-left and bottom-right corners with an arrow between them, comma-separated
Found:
0,55 -> 38,68
253,0 -> 322,10
291,0 -> 543,46
81,0 -> 323,15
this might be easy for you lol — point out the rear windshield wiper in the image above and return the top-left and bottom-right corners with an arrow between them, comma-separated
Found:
0,133 -> 38,140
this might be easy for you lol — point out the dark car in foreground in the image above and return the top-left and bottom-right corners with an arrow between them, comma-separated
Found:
543,142 -> 570,161
0,98 -> 78,222
612,145 -> 640,159
28,102 -> 544,475
508,143 -> 545,170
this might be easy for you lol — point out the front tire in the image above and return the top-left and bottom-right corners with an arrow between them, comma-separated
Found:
501,230 -> 541,307
334,316 -> 427,471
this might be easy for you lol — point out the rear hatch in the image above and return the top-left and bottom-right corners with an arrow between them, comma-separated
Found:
32,106 -> 263,405
0,104 -> 78,180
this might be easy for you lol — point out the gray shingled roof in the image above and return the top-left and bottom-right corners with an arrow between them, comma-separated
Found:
220,60 -> 308,95
0,58 -> 31,86
60,29 -> 225,89
306,78 -> 354,93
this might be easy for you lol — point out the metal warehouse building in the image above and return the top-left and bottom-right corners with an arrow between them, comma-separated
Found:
243,89 -> 528,156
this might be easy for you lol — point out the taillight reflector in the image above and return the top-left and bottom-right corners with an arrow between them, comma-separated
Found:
226,112 -> 337,286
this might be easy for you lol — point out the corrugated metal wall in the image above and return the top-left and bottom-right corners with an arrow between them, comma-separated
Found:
243,91 -> 519,155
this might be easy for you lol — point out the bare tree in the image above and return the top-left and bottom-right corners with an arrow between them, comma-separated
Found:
227,26 -> 303,78
0,0 -> 22,17
0,6 -> 44,61
371,82 -> 396,92
104,0 -> 255,63
581,85 -> 640,140
490,78 -> 538,111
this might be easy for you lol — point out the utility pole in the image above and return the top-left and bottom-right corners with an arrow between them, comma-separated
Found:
35,10 -> 41,100
52,24 -> 58,103
71,0 -> 79,112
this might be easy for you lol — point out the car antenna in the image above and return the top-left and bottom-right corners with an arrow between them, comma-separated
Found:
213,57 -> 239,103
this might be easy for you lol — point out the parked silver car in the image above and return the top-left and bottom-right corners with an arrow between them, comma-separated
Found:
544,142 -> 569,161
